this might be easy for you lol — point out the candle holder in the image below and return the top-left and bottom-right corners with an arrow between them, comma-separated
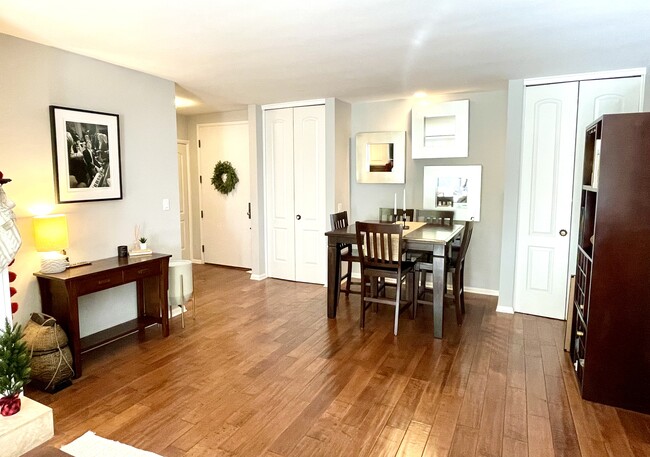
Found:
401,213 -> 409,230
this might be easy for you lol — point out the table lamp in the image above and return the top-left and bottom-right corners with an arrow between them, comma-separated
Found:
33,214 -> 69,273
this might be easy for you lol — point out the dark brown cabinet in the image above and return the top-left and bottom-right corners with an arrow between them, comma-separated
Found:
570,112 -> 650,414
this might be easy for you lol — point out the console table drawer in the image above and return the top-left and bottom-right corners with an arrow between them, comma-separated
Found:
123,262 -> 162,282
76,270 -> 124,295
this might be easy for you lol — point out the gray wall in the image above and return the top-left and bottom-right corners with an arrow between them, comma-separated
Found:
0,34 -> 181,333
177,113 -> 188,140
351,90 -> 508,292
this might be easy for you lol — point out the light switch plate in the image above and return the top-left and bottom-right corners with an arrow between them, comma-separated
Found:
162,198 -> 170,211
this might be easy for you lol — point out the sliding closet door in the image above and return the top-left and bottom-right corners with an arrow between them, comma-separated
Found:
265,108 -> 295,281
293,105 -> 326,284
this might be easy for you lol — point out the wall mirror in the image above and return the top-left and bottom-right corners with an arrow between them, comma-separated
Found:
423,165 -> 482,221
356,131 -> 405,183
412,99 -> 469,158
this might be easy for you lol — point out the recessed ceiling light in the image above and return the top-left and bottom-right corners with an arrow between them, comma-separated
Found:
175,96 -> 196,108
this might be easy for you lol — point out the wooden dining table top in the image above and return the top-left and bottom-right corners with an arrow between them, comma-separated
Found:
325,221 -> 464,245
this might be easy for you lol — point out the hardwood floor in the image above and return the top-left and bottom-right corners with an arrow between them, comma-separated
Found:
27,264 -> 650,456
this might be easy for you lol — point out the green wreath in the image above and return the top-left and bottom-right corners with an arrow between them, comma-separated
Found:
211,161 -> 239,195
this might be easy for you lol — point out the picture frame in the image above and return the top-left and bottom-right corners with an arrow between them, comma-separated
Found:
423,165 -> 482,221
355,131 -> 406,183
49,106 -> 122,203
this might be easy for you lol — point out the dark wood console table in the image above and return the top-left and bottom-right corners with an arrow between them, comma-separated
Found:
34,253 -> 171,378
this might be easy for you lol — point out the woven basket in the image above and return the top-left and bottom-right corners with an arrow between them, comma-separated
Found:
23,313 -> 68,352
30,345 -> 74,386
22,313 -> 74,390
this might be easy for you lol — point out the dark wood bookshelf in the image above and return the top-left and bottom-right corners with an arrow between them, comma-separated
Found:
569,112 -> 650,414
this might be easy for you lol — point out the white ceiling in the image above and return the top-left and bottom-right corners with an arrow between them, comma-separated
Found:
1,0 -> 649,115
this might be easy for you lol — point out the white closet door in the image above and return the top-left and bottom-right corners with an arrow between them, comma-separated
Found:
568,76 -> 643,272
265,108 -> 296,281
293,105 -> 326,284
514,82 -> 578,319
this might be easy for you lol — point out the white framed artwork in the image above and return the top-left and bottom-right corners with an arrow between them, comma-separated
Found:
423,165 -> 482,221
412,99 -> 469,158
355,131 -> 406,183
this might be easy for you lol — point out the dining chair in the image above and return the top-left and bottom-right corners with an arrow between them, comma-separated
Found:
414,220 -> 474,325
356,222 -> 415,335
415,209 -> 454,226
379,208 -> 415,222
436,196 -> 454,207
329,211 -> 360,297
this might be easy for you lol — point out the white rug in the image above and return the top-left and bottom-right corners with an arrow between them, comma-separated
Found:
61,431 -> 162,457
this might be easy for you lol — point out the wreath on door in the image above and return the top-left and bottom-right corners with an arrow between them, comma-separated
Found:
211,161 -> 239,195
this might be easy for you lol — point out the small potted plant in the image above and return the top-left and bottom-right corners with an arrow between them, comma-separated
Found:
0,319 -> 31,416
138,237 -> 148,250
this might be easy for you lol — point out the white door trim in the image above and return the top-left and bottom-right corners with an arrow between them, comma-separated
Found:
524,68 -> 646,86
262,99 -> 326,111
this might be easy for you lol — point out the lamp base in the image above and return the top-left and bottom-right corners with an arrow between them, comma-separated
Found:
40,254 -> 68,274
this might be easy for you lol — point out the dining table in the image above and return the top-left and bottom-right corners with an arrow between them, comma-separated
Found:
325,221 -> 465,338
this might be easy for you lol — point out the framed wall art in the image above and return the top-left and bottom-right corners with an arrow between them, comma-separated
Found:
355,131 -> 406,183
49,106 -> 122,203
423,165 -> 482,221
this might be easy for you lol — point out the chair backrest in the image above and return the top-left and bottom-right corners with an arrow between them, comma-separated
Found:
356,222 -> 403,271
330,211 -> 349,230
436,196 -> 454,207
457,221 -> 474,267
415,209 -> 454,226
378,208 -> 414,222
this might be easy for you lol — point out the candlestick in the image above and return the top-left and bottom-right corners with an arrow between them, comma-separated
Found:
403,188 -> 406,210
394,193 -> 397,215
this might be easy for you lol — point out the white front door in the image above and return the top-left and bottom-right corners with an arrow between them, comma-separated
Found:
177,141 -> 191,260
265,105 -> 326,284
514,82 -> 578,319
198,122 -> 251,268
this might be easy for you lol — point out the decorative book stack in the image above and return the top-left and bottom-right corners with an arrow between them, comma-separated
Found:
129,248 -> 152,257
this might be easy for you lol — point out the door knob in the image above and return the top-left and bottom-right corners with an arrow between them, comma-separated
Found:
559,229 -> 568,236
296,215 -> 301,220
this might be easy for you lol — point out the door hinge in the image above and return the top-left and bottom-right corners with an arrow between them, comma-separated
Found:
202,245 -> 205,253
200,175 -> 203,184
201,210 -> 204,218
198,139 -> 201,148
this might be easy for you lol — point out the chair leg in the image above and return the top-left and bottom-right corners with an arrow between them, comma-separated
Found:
459,266 -> 466,315
344,259 -> 353,296
453,270 -> 463,325
393,276 -> 402,336
360,274 -> 367,329
408,270 -> 415,320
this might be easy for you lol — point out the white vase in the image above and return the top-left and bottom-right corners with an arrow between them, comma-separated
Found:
139,242 -> 147,250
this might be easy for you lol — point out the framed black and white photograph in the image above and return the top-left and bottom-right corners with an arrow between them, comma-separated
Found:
49,106 -> 122,203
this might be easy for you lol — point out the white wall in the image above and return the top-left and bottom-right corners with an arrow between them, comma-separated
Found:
350,91 -> 508,292
0,34 -> 181,335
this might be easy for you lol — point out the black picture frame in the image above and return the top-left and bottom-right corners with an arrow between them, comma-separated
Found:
49,105 -> 123,203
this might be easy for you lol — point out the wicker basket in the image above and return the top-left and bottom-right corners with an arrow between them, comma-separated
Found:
23,313 -> 68,352
22,313 -> 74,391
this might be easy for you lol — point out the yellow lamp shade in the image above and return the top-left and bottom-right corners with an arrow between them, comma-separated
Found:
33,214 -> 69,252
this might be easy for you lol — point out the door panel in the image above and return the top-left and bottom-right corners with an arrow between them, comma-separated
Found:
177,142 -> 190,260
568,76 -> 643,273
293,105 -> 326,284
199,123 -> 251,268
265,108 -> 295,280
514,82 -> 578,319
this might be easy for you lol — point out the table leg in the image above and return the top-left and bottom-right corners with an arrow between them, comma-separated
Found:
432,245 -> 447,339
327,245 -> 341,318
66,288 -> 82,378
160,259 -> 170,337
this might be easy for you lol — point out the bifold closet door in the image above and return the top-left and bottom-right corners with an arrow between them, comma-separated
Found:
265,105 -> 326,284
514,82 -> 578,319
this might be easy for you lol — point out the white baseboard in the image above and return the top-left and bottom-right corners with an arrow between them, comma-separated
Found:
250,273 -> 267,281
170,305 -> 187,318
191,259 -> 204,264
495,305 -> 515,314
